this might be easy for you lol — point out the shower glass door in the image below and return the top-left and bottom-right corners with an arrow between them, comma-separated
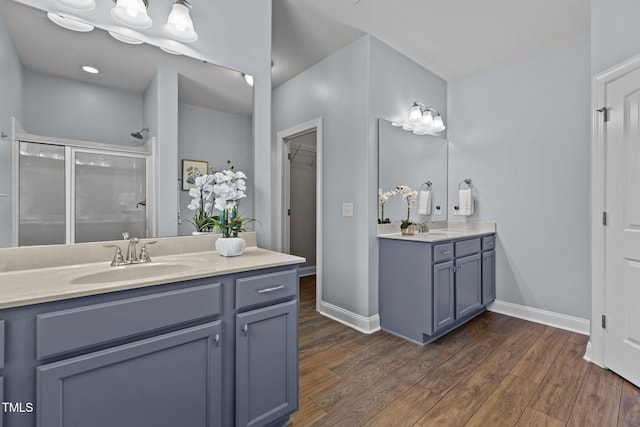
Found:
73,150 -> 147,243
18,142 -> 66,246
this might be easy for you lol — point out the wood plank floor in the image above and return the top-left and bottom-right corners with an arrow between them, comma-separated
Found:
291,276 -> 640,427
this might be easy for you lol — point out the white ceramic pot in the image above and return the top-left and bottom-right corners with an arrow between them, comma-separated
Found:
215,237 -> 246,257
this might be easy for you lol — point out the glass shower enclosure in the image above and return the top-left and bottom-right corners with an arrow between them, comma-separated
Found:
18,141 -> 152,246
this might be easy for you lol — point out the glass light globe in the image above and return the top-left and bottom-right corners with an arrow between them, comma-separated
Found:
112,0 -> 152,28
163,2 -> 198,42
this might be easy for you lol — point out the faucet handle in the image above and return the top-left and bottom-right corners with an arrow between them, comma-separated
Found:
122,232 -> 130,240
103,244 -> 125,266
139,241 -> 157,263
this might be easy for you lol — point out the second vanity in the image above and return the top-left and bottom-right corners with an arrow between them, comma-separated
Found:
378,222 -> 496,346
0,233 -> 303,427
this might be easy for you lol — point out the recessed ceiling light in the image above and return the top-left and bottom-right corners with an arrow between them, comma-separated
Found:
47,12 -> 94,32
81,65 -> 99,74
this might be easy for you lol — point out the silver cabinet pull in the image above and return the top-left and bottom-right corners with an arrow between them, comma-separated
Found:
242,325 -> 248,337
213,334 -> 220,346
257,285 -> 285,294
442,251 -> 451,255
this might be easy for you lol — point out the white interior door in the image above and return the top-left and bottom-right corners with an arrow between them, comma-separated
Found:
604,66 -> 640,387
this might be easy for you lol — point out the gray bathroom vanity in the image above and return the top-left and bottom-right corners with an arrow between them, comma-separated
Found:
378,224 -> 496,346
0,234 -> 303,427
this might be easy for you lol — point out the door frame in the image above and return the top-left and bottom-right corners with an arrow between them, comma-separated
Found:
276,117 -> 323,311
590,52 -> 640,367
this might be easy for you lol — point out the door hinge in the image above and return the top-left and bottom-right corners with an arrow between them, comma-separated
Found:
602,211 -> 607,226
597,107 -> 610,122
287,208 -> 291,216
287,152 -> 291,161
601,314 -> 606,329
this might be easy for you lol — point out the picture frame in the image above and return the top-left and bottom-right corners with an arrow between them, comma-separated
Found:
181,159 -> 209,190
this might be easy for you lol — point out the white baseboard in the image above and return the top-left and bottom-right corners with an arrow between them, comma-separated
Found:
488,300 -> 590,336
583,340 -> 594,362
319,301 -> 380,334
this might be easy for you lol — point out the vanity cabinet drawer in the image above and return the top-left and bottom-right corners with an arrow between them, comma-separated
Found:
236,269 -> 297,310
455,238 -> 481,258
433,243 -> 454,263
482,236 -> 496,250
37,283 -> 221,360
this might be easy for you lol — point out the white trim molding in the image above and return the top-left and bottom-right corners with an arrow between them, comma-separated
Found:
319,301 -> 380,335
488,300 -> 590,336
590,52 -> 640,368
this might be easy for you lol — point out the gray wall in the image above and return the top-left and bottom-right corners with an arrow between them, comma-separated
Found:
177,103 -> 253,236
273,36 -> 370,315
23,70 -> 143,145
144,69 -> 179,238
368,37 -> 448,316
0,15 -> 23,248
447,36 -> 591,319
592,0 -> 640,75
273,35 -> 448,318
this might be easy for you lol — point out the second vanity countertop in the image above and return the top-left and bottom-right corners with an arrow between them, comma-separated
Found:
0,234 -> 304,310
377,221 -> 496,243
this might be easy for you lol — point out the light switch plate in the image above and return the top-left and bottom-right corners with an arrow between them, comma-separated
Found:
342,203 -> 354,217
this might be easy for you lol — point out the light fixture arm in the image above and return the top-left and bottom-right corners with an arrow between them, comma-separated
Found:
175,0 -> 192,8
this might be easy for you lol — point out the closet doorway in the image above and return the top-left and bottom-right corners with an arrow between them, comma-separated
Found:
277,118 -> 323,310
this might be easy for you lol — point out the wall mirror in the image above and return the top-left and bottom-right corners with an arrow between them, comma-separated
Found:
377,118 -> 448,225
0,0 -> 253,247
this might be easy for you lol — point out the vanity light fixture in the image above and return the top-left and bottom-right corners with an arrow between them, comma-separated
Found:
81,65 -> 100,74
393,102 -> 446,134
108,30 -> 144,45
112,0 -> 152,29
163,0 -> 198,43
242,73 -> 254,86
47,12 -> 94,32
55,0 -> 96,11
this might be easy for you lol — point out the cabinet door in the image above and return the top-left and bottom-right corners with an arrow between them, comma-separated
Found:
37,321 -> 222,427
236,300 -> 298,427
433,261 -> 455,333
455,253 -> 482,317
482,250 -> 496,305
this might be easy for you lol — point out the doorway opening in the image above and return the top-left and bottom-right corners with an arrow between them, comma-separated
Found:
277,118 -> 323,311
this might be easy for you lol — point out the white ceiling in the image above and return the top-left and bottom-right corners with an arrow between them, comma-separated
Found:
3,0 -> 591,114
272,0 -> 591,85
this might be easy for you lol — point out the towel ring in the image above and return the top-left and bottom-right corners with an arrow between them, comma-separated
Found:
458,178 -> 472,190
420,181 -> 432,191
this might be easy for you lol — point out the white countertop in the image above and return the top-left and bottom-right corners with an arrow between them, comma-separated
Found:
377,221 -> 496,243
0,234 -> 304,309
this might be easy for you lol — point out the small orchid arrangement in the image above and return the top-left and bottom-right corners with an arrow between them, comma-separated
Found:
396,185 -> 418,229
378,188 -> 398,224
211,160 -> 255,238
187,173 -> 216,232
187,160 -> 255,236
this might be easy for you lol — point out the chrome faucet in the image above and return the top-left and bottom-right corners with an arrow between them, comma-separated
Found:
125,237 -> 140,264
103,234 -> 157,266
418,221 -> 435,233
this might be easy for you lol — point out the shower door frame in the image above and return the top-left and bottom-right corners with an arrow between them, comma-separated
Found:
11,126 -> 156,246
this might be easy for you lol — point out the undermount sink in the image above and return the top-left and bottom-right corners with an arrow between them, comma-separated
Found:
70,263 -> 193,285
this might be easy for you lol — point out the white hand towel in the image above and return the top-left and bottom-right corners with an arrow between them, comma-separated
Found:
418,190 -> 432,215
458,189 -> 474,216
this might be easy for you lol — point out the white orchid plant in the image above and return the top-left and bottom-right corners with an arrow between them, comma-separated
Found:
187,160 -> 255,237
396,185 -> 418,229
187,172 -> 216,232
378,188 -> 398,224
